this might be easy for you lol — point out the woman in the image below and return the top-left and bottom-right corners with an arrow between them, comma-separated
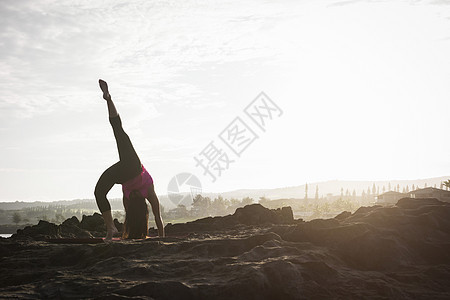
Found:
94,79 -> 164,240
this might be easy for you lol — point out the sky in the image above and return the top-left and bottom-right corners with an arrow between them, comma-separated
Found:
1,0 -> 450,202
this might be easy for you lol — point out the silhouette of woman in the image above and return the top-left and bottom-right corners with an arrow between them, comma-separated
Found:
94,79 -> 164,240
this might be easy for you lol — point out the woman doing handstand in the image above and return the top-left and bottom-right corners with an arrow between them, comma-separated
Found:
94,79 -> 164,240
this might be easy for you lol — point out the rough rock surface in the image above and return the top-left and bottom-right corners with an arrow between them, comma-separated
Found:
163,204 -> 296,235
0,198 -> 449,299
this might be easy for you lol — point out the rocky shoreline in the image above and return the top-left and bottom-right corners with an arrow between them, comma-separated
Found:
1,199 -> 449,299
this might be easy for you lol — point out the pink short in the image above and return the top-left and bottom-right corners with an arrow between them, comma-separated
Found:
122,165 -> 153,199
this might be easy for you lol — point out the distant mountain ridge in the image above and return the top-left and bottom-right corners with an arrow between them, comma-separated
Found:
1,176 -> 449,210
203,176 -> 450,201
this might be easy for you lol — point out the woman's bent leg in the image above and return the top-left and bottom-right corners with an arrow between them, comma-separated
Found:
95,162 -> 122,240
94,162 -> 121,213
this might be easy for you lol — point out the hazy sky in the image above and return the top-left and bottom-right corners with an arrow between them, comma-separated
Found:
1,0 -> 450,202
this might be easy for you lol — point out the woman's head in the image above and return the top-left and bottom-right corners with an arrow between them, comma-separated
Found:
122,190 -> 149,239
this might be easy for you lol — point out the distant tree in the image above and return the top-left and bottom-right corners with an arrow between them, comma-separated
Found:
305,183 -> 308,200
388,183 -> 391,191
192,194 -> 211,216
361,190 -> 366,199
434,184 -> 437,188
12,212 -> 21,225
367,187 -> 371,196
382,186 -> 386,193
406,185 -> 410,193
377,186 -> 380,195
315,186 -> 319,200
352,189 -> 356,199
345,189 -> 349,197
443,180 -> 450,190
176,204 -> 188,218
372,183 -> 376,195
412,184 -> 415,191
227,198 -> 241,213
340,187 -> 344,198
211,196 -> 228,215
230,198 -> 240,206
241,197 -> 253,206
402,187 -> 406,193
424,183 -> 428,188
440,182 -> 444,189
396,184 -> 400,192
259,196 -> 269,205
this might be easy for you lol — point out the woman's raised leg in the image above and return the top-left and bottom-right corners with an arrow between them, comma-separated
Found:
99,79 -> 142,177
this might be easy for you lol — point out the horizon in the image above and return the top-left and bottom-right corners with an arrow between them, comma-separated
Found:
1,175 -> 448,203
1,0 -> 450,202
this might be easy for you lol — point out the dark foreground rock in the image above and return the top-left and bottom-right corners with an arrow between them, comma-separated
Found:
11,213 -> 115,240
0,198 -> 449,299
163,204 -> 296,235
10,204 -> 294,240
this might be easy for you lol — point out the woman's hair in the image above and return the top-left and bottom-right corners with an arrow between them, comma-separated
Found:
122,192 -> 149,239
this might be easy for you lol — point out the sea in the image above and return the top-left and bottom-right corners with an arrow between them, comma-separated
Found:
0,234 -> 12,238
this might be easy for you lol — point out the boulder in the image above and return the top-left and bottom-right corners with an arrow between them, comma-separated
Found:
62,216 -> 80,227
164,204 -> 295,234
60,216 -> 93,238
234,204 -> 294,225
12,220 -> 60,240
80,213 -> 105,232
334,211 -> 351,220
396,197 -> 444,209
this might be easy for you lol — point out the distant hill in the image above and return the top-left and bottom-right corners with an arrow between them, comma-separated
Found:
1,176 -> 448,210
201,176 -> 450,201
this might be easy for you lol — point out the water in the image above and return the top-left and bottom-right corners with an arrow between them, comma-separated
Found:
0,234 -> 12,238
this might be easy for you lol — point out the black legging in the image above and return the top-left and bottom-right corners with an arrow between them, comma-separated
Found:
94,115 -> 142,212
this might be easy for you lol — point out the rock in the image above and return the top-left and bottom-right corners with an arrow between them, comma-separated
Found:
334,211 -> 351,220
164,204 -> 295,234
115,281 -> 195,300
12,220 -> 60,240
396,197 -> 444,209
353,205 -> 382,216
59,222 -> 93,239
62,216 -> 80,227
2,200 -> 450,299
282,197 -> 450,272
80,213 -> 106,233
234,204 -> 294,225
11,214 -> 107,240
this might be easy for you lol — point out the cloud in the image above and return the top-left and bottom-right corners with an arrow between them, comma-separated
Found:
1,0 -> 450,201
0,0 -> 289,122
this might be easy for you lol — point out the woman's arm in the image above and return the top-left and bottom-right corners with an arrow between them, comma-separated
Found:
147,187 -> 165,237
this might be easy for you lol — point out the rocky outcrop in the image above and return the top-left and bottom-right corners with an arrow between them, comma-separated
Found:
12,220 -> 60,240
12,215 -> 114,240
1,198 -> 450,299
282,197 -> 450,271
10,204 -> 296,240
163,204 -> 295,234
